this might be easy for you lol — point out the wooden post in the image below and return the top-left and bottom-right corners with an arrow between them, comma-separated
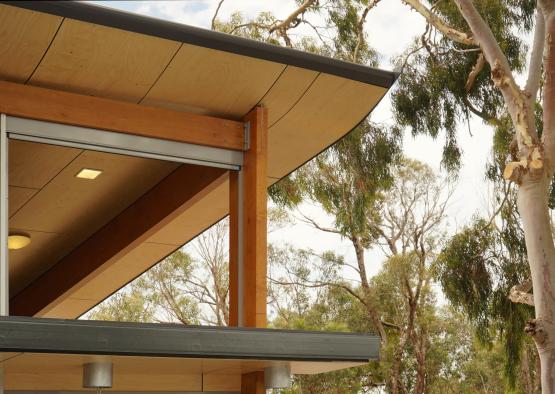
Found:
229,106 -> 268,394
241,371 -> 265,394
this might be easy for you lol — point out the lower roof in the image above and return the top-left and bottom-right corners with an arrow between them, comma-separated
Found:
0,316 -> 378,362
0,316 -> 377,391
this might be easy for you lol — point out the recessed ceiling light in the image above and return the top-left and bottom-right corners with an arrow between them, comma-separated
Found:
76,168 -> 102,180
8,232 -> 31,250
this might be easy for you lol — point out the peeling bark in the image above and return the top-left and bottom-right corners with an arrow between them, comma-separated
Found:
509,279 -> 535,306
451,2 -> 555,391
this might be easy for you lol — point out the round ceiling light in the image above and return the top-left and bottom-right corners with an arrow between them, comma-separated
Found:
8,232 -> 31,250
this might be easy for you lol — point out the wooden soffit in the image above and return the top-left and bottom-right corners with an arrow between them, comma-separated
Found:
0,1 -> 396,318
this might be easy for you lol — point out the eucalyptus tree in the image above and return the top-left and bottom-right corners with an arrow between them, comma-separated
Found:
272,159 -> 451,393
437,212 -> 537,389
89,249 -> 200,325
382,0 -> 555,389
89,223 -> 229,326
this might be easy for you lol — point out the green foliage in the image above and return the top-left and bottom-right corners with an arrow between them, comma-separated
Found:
372,254 -> 438,392
437,216 -> 533,386
88,283 -> 154,323
427,308 -> 510,394
327,0 -> 378,64
89,249 -> 200,325
296,121 -> 401,238
271,248 -> 515,393
392,0 -> 535,171
91,2 -> 546,392
438,220 -> 495,338
146,250 -> 200,324
268,175 -> 304,208
272,279 -> 382,392
213,11 -> 282,45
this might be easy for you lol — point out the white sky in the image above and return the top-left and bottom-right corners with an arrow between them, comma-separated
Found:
92,0 -> 495,281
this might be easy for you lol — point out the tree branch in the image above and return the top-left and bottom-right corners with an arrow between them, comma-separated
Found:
297,211 -> 343,235
228,22 -> 271,35
402,0 -> 476,45
381,319 -> 402,330
454,0 -> 541,183
270,278 -> 369,308
480,182 -> 511,231
525,9 -> 545,102
353,0 -> 381,63
463,52 -> 502,125
211,0 -> 225,30
465,53 -> 485,92
540,8 -> 555,171
269,0 -> 318,34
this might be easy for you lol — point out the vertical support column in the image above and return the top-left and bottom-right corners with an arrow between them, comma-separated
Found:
241,106 -> 268,329
0,114 -> 7,316
229,106 -> 268,394
228,170 -> 242,327
0,114 -> 8,394
241,371 -> 265,394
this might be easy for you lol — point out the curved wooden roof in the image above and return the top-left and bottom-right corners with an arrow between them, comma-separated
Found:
1,1 -> 396,317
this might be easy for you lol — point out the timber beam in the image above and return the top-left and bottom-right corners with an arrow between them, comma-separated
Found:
9,164 -> 227,317
0,80 -> 245,150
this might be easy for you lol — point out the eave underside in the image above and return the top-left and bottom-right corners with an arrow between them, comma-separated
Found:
0,1 -> 394,319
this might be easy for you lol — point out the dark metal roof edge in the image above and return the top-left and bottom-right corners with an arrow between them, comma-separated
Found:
4,1 -> 398,88
0,316 -> 379,362
0,315 -> 376,338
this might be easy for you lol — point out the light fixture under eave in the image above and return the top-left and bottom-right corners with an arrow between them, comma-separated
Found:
265,365 -> 292,389
83,361 -> 113,390
76,168 -> 103,180
8,232 -> 31,250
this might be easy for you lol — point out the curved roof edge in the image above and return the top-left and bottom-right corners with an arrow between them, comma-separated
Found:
6,0 -> 398,89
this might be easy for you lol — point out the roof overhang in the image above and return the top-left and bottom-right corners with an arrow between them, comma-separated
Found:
6,1 -> 397,88
0,316 -> 378,391
0,1 -> 396,318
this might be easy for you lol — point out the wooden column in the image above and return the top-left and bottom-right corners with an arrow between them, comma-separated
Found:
229,106 -> 268,394
241,371 -> 265,394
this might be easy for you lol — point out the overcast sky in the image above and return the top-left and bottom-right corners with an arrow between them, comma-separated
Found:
93,0 -> 495,280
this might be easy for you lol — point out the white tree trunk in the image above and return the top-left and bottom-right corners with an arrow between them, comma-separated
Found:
453,1 -> 555,390
519,175 -> 555,392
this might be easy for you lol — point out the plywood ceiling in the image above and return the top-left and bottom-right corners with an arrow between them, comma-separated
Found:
29,19 -> 181,102
0,3 -> 390,316
0,352 -> 363,391
8,140 -> 179,296
0,6 -> 62,83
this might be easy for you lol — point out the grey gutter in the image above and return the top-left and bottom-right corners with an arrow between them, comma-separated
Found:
0,316 -> 378,362
3,1 -> 398,88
